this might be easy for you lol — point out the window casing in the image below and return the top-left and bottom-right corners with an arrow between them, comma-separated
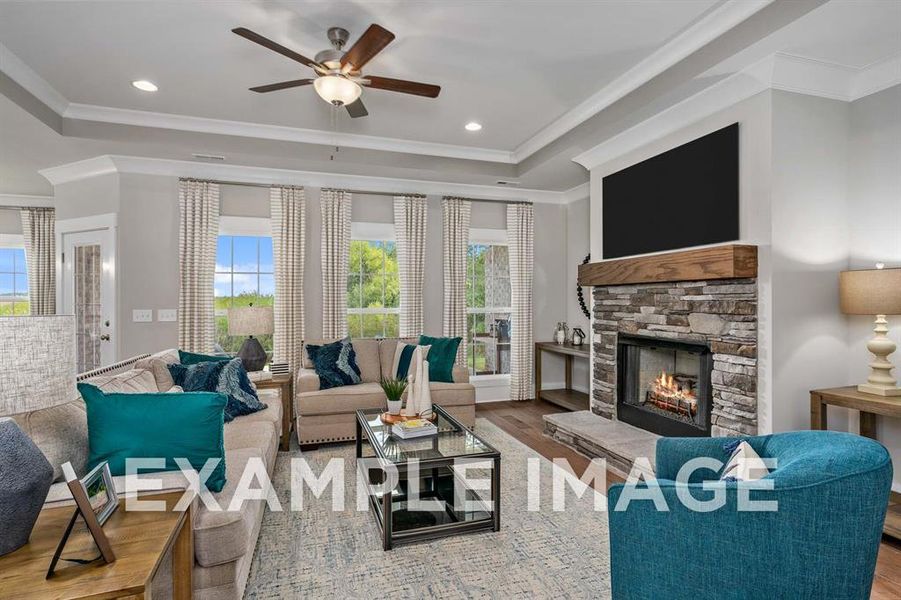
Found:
0,244 -> 29,316
347,235 -> 400,339
214,235 -> 274,353
466,241 -> 511,377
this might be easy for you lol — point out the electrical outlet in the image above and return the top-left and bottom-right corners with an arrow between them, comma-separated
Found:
157,309 -> 177,322
132,309 -> 153,322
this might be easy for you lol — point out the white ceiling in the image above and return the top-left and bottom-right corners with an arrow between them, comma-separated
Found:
0,0 -> 721,150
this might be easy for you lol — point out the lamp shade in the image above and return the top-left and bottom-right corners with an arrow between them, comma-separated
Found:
839,268 -> 901,315
227,306 -> 274,336
0,316 -> 76,415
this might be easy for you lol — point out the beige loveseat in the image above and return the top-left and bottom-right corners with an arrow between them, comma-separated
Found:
296,337 -> 476,444
13,349 -> 283,600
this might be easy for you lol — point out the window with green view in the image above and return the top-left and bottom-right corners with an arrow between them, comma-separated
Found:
0,247 -> 29,316
347,240 -> 399,338
467,243 -> 512,376
214,235 -> 273,353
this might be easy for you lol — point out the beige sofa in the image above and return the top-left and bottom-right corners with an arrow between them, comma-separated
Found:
13,349 -> 283,600
296,337 -> 476,444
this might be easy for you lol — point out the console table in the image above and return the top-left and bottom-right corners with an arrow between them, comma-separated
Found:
810,386 -> 901,541
251,371 -> 294,450
534,341 -> 590,411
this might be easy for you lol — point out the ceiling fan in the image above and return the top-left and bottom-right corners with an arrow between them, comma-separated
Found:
232,24 -> 440,118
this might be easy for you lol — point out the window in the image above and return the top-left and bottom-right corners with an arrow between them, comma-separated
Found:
467,243 -> 511,376
214,235 -> 274,353
0,246 -> 29,316
347,240 -> 399,338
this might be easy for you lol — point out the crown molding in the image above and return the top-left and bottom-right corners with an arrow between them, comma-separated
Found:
39,154 -> 576,204
511,0 -> 775,163
0,42 -> 70,115
62,103 -> 515,164
573,52 -> 901,170
561,182 -> 590,204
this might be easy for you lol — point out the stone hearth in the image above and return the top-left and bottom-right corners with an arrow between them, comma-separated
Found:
592,278 -> 758,436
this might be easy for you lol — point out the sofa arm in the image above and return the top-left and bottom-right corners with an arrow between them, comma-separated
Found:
296,368 -> 321,394
452,364 -> 470,384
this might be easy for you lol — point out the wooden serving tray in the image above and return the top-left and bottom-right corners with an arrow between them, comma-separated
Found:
379,411 -> 436,424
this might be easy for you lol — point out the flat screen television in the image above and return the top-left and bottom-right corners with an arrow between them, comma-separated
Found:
602,123 -> 739,259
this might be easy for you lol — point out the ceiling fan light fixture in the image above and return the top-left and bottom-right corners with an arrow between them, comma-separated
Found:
313,75 -> 362,106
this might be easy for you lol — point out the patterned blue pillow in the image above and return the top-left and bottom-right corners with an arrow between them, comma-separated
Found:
168,358 -> 267,422
306,337 -> 362,390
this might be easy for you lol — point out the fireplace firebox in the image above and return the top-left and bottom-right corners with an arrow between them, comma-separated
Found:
617,335 -> 712,437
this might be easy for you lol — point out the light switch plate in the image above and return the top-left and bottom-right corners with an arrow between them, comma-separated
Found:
132,309 -> 153,322
157,309 -> 177,322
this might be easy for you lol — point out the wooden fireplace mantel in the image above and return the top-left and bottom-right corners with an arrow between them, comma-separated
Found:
578,244 -> 757,286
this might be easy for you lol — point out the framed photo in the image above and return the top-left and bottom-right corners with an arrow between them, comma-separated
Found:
47,462 -> 117,578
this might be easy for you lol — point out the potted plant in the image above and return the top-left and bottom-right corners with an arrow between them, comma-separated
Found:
379,377 -> 408,415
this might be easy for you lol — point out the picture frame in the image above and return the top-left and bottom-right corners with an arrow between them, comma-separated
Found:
46,462 -> 118,578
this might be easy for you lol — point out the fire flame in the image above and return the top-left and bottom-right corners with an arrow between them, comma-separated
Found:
654,370 -> 695,399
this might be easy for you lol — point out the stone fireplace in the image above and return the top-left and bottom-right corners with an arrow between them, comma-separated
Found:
585,245 -> 759,437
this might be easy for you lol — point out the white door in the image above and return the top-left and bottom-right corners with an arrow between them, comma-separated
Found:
61,228 -> 116,372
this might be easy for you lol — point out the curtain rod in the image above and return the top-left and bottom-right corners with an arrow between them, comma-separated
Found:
190,179 -> 531,205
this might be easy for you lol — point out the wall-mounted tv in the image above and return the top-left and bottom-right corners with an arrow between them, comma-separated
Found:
602,123 -> 739,259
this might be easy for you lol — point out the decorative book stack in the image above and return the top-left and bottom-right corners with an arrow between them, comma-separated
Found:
392,419 -> 438,439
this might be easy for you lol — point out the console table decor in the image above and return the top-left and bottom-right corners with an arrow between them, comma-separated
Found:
810,386 -> 901,540
535,341 -> 590,411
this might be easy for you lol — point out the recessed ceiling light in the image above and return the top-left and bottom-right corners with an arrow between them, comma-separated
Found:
465,121 -> 482,132
132,80 -> 158,92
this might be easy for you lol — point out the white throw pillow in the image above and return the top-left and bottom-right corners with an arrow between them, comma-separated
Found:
391,343 -> 430,379
720,440 -> 769,482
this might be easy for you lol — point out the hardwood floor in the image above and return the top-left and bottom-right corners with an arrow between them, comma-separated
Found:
476,399 -> 901,599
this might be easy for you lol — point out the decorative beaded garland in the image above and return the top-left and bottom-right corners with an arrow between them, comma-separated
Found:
577,254 -> 591,320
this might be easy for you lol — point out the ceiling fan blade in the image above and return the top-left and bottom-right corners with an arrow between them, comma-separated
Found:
340,24 -> 395,71
232,27 -> 323,70
249,79 -> 314,93
345,99 -> 368,118
364,76 -> 440,98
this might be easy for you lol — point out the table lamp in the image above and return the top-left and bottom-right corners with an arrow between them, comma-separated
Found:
840,265 -> 901,396
0,315 -> 76,555
227,305 -> 273,371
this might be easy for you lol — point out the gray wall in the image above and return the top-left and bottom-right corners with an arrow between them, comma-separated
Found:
565,196 -> 591,392
0,208 -> 22,233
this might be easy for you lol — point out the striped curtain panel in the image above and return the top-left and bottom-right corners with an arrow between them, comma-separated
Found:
271,186 -> 305,373
320,189 -> 351,338
178,179 -> 219,353
19,208 -> 56,315
507,203 -> 534,401
442,197 -> 471,366
394,195 -> 427,337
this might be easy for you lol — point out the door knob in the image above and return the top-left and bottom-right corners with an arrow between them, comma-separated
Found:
100,334 -> 111,342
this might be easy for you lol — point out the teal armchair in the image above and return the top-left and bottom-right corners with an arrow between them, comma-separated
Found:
607,431 -> 892,600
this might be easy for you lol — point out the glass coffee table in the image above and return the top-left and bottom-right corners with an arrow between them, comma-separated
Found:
355,405 -> 501,550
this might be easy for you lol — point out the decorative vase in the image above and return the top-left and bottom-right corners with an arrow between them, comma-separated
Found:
572,327 -> 586,346
386,399 -> 403,415
554,322 -> 569,344
0,418 -> 54,556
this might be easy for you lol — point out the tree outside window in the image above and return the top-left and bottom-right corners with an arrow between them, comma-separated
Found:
347,240 -> 399,338
214,236 -> 274,353
467,243 -> 511,376
0,247 -> 29,315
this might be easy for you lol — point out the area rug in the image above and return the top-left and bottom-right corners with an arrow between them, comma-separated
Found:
244,419 -> 612,598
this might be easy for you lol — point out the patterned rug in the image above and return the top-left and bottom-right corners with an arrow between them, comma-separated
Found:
245,419 -> 612,599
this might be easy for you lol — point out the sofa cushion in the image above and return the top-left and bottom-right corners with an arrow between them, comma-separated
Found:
428,382 -> 476,407
233,389 -> 282,437
87,368 -> 160,393
224,420 -> 278,473
303,338 -> 381,383
133,348 -> 179,371
148,358 -> 176,391
194,448 -> 267,567
297,382 -> 387,416
77,383 -> 228,492
13,401 -> 88,482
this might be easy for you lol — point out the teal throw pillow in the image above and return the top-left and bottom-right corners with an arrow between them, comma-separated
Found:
306,337 -> 362,390
418,335 -> 462,383
77,383 -> 227,492
179,349 -> 231,365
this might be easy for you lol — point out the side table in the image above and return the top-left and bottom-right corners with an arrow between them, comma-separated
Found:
253,371 -> 294,450
810,386 -> 901,540
0,492 -> 193,600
